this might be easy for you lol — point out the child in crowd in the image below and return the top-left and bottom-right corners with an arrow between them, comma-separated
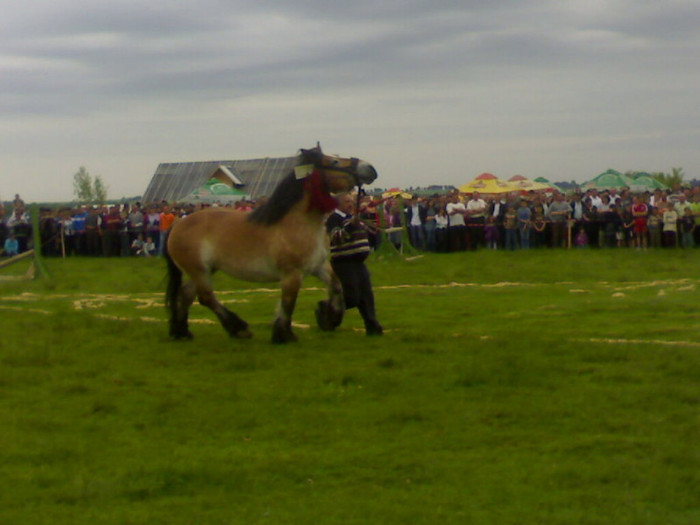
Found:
435,208 -> 449,252
574,227 -> 588,248
662,206 -> 678,247
631,196 -> 648,249
517,199 -> 532,249
3,233 -> 19,257
680,207 -> 695,248
530,207 -> 547,248
144,236 -> 156,257
484,216 -> 499,250
647,208 -> 662,248
503,206 -> 518,251
130,233 -> 146,256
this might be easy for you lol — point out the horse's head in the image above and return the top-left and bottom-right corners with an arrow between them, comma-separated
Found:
298,144 -> 378,194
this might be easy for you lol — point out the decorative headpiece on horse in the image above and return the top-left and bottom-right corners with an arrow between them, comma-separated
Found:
297,145 -> 339,214
294,164 -> 316,180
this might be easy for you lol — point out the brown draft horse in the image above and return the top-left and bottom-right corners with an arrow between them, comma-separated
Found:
165,145 -> 378,343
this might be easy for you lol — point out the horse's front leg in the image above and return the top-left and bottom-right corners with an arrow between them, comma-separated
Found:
194,278 -> 251,340
313,261 -> 345,331
272,272 -> 302,344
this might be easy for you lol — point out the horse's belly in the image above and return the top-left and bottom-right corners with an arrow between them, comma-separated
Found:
217,247 -> 326,283
219,258 -> 282,282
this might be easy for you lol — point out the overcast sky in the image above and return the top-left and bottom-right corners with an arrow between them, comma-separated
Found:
2,0 -> 699,202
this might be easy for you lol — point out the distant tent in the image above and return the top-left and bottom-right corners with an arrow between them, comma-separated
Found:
142,157 -> 298,204
583,169 -> 634,190
458,173 -> 519,195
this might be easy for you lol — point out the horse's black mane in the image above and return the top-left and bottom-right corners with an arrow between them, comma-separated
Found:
247,172 -> 304,226
247,148 -> 323,226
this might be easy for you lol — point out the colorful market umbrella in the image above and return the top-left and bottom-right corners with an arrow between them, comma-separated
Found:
458,173 -> 519,195
382,188 -> 413,199
507,175 -> 553,192
531,176 -> 569,192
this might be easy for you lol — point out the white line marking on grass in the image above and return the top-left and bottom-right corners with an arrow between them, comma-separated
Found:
575,337 -> 700,348
91,313 -> 311,329
0,305 -> 52,314
94,313 -> 165,323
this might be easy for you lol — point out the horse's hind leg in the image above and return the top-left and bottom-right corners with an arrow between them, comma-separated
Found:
313,261 -> 344,331
272,272 -> 301,344
197,284 -> 252,339
170,281 -> 196,339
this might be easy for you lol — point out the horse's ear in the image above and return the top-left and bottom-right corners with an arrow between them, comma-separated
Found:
316,141 -> 322,152
299,145 -> 323,163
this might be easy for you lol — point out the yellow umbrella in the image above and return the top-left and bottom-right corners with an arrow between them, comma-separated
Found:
458,173 -> 519,195
382,188 -> 413,199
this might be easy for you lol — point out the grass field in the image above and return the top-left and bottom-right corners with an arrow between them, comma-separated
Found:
1,250 -> 699,524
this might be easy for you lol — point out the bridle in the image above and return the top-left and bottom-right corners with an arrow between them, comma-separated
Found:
320,158 -> 365,215
296,156 -> 363,191
295,148 -> 367,215
319,157 -> 362,185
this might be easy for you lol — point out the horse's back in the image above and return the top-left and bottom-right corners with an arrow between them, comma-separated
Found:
169,209 -> 246,261
171,208 -> 244,235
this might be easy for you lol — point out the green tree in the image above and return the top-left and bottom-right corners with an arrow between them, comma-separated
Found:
73,167 -> 108,204
652,167 -> 685,189
73,166 -> 93,202
93,176 -> 108,205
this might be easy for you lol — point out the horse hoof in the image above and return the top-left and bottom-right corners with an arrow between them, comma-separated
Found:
170,331 -> 194,341
271,331 -> 298,344
365,320 -> 383,336
315,300 -> 343,331
234,329 -> 253,339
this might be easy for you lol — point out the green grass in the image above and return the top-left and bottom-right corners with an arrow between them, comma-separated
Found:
1,250 -> 699,524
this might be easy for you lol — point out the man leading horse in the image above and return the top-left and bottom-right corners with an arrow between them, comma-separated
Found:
320,193 -> 383,336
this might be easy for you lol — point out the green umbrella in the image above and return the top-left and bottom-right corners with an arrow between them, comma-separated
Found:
187,178 -> 248,202
583,169 -> 634,190
629,173 -> 668,192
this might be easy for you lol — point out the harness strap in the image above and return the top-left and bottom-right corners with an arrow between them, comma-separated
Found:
355,183 -> 363,217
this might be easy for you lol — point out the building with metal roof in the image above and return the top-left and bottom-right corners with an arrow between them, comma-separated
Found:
142,156 -> 298,204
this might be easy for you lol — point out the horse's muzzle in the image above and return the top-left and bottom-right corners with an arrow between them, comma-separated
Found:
356,161 -> 378,185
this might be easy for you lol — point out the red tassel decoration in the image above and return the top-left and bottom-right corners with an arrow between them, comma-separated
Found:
304,170 -> 338,214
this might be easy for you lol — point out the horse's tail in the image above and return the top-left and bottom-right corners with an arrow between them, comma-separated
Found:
164,241 -> 182,317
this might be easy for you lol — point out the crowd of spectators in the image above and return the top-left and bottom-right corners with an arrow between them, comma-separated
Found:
0,197 -> 256,258
362,185 -> 700,252
2,185 -> 699,258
